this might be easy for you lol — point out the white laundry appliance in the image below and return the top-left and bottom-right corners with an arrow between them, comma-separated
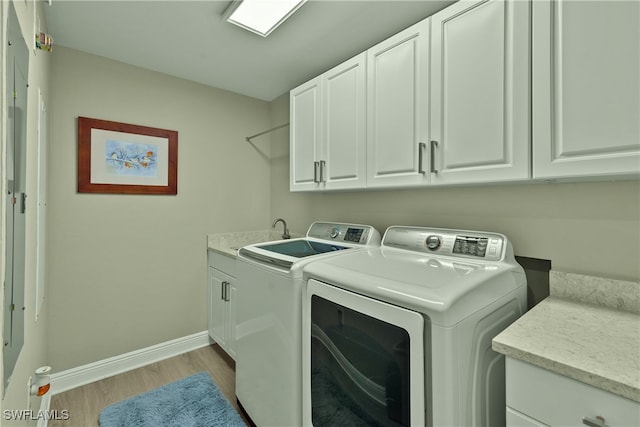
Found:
236,222 -> 381,427
302,226 -> 527,427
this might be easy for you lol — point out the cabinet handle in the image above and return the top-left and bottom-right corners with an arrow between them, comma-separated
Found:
319,160 -> 326,183
430,140 -> 438,174
583,416 -> 609,427
221,281 -> 231,301
418,143 -> 426,174
313,161 -> 320,183
224,281 -> 231,302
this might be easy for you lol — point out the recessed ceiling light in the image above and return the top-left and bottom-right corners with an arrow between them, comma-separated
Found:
224,0 -> 307,37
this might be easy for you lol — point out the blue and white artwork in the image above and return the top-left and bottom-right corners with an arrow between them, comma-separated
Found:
105,140 -> 158,177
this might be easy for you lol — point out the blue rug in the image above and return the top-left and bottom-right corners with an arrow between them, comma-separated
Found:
98,371 -> 246,427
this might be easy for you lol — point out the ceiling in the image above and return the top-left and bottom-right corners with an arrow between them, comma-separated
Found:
43,0 -> 456,101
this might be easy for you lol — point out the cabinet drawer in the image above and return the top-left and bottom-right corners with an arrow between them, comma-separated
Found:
207,250 -> 236,277
506,358 -> 639,427
506,407 -> 547,427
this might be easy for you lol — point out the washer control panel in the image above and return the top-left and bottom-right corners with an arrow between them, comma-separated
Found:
307,222 -> 381,246
384,226 -> 506,261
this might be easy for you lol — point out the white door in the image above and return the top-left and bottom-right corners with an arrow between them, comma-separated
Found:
366,19 -> 431,188
290,76 -> 323,191
303,278 -> 425,426
532,0 -> 640,179
430,0 -> 531,185
323,53 -> 367,190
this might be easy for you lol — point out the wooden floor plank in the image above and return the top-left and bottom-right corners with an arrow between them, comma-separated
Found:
48,345 -> 250,426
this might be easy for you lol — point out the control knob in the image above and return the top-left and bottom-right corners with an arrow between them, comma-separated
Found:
330,227 -> 340,239
425,235 -> 441,251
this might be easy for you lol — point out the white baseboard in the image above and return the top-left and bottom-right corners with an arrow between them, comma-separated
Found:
49,331 -> 211,396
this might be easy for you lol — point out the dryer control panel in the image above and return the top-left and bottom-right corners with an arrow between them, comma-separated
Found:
383,226 -> 506,261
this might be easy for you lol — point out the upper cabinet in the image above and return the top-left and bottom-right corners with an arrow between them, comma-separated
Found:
532,0 -> 640,179
290,54 -> 367,191
366,19 -> 431,188
324,53 -> 368,190
290,0 -> 638,192
290,76 -> 322,191
430,0 -> 531,184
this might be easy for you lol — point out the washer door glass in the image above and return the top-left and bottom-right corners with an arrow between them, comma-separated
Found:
305,279 -> 426,427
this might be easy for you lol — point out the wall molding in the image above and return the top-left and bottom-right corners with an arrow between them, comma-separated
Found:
49,331 -> 211,395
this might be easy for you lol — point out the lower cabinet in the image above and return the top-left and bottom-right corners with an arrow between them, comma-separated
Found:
505,357 -> 639,427
207,251 -> 237,360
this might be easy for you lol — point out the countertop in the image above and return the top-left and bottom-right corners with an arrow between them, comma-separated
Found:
493,271 -> 640,402
207,229 -> 302,257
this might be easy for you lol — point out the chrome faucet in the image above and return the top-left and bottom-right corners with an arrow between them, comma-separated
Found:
272,218 -> 291,239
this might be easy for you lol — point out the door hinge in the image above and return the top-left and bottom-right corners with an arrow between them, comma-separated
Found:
10,303 -> 15,312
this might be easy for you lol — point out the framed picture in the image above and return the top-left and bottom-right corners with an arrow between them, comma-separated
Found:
77,117 -> 178,195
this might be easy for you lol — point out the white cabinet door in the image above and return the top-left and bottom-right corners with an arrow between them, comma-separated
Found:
207,266 -> 235,359
208,267 -> 227,348
323,53 -> 367,190
532,0 -> 640,179
430,0 -> 530,185
366,19 -> 431,188
226,282 -> 237,359
290,76 -> 322,191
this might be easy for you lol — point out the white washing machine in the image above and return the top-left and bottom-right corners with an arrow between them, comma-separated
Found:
302,226 -> 527,427
236,222 -> 381,427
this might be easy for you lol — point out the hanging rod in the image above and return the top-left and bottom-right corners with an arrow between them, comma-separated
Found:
245,123 -> 290,143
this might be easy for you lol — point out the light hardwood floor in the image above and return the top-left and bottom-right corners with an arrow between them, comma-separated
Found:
48,344 -> 251,427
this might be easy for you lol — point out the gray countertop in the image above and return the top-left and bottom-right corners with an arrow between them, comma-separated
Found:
493,271 -> 640,402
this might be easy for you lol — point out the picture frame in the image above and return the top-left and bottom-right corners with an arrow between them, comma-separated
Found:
77,117 -> 178,195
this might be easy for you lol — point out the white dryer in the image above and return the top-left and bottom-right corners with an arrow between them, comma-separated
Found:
302,226 -> 527,427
